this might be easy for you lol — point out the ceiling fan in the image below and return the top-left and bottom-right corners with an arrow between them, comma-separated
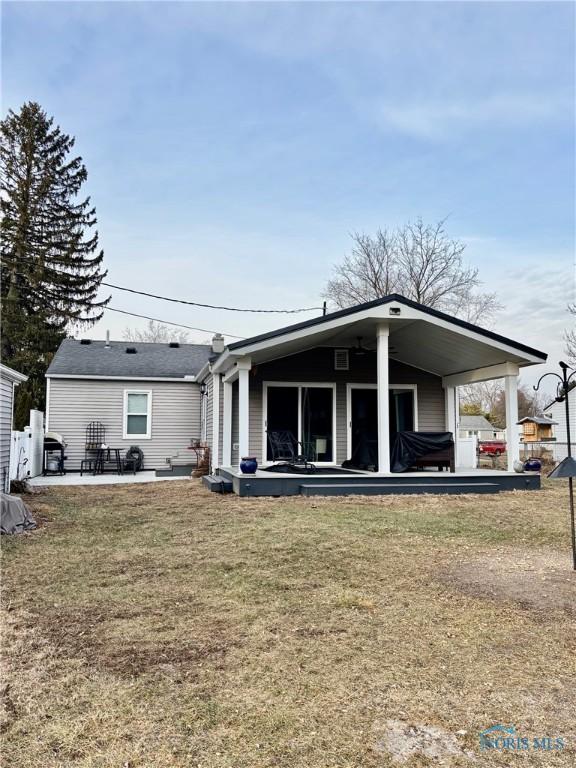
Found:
351,336 -> 397,356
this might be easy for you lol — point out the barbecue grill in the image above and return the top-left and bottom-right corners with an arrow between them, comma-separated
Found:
43,431 -> 67,476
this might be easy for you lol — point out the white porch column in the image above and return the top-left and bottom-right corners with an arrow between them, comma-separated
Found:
505,374 -> 520,471
445,385 -> 456,435
444,385 -> 460,468
376,322 -> 390,473
222,380 -> 233,468
238,367 -> 250,467
211,373 -> 221,471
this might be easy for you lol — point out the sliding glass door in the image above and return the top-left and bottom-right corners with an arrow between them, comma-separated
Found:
265,383 -> 335,463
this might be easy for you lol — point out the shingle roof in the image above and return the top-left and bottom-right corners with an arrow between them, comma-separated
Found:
460,415 -> 497,431
46,339 -> 212,379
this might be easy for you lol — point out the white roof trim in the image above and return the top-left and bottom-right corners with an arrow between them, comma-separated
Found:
216,303 -> 544,374
0,363 -> 28,384
46,374 -> 197,383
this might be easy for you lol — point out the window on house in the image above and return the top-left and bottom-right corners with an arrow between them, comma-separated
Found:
124,391 -> 152,439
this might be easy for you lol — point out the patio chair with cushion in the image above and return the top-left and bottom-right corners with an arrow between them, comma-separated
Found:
123,446 -> 144,475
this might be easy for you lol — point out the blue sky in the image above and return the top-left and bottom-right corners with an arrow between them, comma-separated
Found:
2,1 -> 575,384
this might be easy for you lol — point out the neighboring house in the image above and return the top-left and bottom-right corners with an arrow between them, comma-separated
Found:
45,294 -> 548,493
45,338 -> 214,470
459,415 -> 503,441
546,387 -> 575,446
517,415 -> 557,442
0,364 -> 28,492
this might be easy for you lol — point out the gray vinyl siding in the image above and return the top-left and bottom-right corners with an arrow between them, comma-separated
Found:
48,378 -> 202,470
548,390 -> 574,445
205,373 -> 225,468
245,347 -> 445,465
205,374 -> 214,457
0,376 -> 14,491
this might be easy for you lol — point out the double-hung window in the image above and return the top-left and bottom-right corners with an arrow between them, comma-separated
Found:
123,390 -> 152,439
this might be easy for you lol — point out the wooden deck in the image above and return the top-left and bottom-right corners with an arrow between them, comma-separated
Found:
203,466 -> 541,497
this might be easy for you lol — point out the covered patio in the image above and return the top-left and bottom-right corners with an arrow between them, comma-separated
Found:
202,295 -> 547,495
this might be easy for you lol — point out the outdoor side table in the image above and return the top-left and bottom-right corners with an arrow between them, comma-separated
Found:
94,447 -> 124,475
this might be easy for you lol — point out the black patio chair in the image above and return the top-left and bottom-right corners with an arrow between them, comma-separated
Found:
81,421 -> 106,475
123,446 -> 144,475
266,430 -> 316,471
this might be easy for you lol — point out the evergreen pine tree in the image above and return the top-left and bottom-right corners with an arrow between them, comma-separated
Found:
1,102 -> 109,427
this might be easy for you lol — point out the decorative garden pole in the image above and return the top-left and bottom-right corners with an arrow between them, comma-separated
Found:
534,362 -> 576,571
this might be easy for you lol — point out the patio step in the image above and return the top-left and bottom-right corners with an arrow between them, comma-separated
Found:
155,464 -> 195,477
299,482 -> 501,497
202,474 -> 234,493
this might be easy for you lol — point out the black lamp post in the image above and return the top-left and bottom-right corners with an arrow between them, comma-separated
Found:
534,361 -> 576,570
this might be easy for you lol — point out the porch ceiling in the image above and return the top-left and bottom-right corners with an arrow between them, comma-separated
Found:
237,317 -> 542,378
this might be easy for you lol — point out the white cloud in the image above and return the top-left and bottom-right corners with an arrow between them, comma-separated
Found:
377,94 -> 570,139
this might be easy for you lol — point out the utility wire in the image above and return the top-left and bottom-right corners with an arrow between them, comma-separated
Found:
105,306 -> 246,340
102,281 -> 323,314
3,268 -> 245,338
4,259 -> 322,313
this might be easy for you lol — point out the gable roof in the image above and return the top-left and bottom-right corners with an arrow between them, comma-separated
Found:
227,294 -> 547,360
460,415 -> 497,431
46,339 -> 212,380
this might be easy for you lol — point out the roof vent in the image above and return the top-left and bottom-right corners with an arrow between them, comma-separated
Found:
126,347 -> 137,354
80,339 -> 91,345
334,349 -> 349,371
169,342 -> 180,348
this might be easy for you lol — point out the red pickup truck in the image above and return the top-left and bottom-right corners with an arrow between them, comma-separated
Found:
478,440 -> 507,456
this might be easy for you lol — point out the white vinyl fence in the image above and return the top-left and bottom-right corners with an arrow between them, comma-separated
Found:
457,436 -> 478,469
9,409 -> 44,482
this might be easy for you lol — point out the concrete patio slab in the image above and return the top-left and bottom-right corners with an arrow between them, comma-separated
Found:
28,471 -> 187,487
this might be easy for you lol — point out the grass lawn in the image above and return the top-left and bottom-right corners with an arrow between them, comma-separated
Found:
2,480 -> 575,767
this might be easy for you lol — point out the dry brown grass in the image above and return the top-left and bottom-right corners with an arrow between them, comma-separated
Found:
2,480 -> 575,767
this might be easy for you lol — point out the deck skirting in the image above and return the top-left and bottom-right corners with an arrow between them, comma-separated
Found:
206,468 -> 541,497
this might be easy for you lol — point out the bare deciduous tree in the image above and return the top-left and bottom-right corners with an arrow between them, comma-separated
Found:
123,320 -> 189,344
460,379 -> 544,428
459,380 -> 504,416
564,304 -> 576,365
324,219 -> 502,325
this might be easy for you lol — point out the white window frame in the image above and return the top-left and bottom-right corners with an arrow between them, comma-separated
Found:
346,383 -> 418,459
123,389 -> 152,440
262,381 -> 337,465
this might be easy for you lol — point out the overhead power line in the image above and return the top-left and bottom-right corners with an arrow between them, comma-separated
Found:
105,306 -> 246,339
102,281 -> 323,314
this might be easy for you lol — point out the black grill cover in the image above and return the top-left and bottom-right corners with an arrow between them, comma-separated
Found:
391,431 -> 454,473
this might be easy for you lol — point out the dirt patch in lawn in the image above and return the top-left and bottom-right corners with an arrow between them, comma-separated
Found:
374,719 -> 475,764
442,549 -> 576,616
22,603 -> 239,677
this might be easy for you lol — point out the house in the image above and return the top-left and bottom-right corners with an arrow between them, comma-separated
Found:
545,387 -> 575,461
45,294 -> 547,495
0,364 -> 28,492
459,415 -> 503,441
517,415 -> 557,442
45,338 -> 214,470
